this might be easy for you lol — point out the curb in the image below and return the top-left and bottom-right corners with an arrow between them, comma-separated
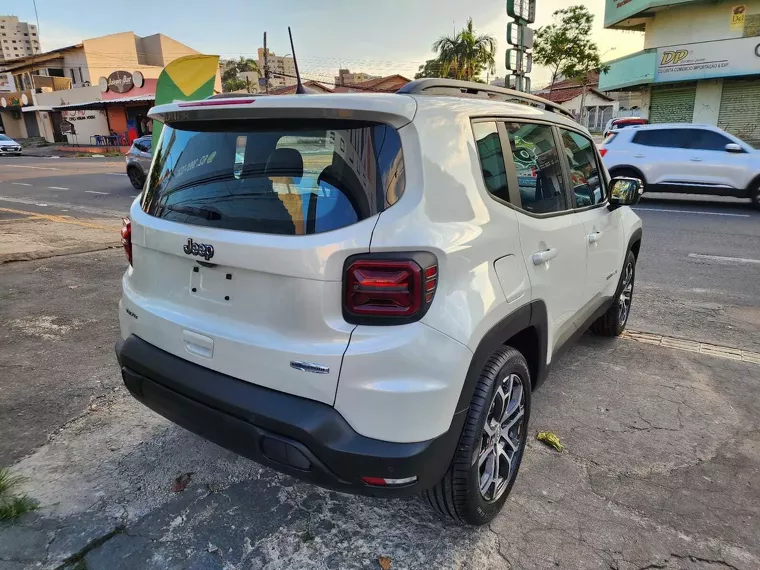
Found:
0,243 -> 121,264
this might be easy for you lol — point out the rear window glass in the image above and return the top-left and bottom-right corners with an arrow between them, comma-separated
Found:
142,120 -> 405,235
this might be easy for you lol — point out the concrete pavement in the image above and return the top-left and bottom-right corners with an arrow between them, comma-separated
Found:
1,249 -> 759,570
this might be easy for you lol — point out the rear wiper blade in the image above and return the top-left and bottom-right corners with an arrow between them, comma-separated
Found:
161,204 -> 223,220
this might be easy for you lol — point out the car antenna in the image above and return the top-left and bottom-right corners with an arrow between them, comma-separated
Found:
288,26 -> 313,94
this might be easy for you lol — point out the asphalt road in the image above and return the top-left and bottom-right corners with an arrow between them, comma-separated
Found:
631,193 -> 760,351
0,155 -> 137,219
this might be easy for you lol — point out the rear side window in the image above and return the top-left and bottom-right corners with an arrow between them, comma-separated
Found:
472,122 -> 509,203
142,120 -> 405,235
632,129 -> 689,148
602,132 -> 618,145
504,122 -> 569,214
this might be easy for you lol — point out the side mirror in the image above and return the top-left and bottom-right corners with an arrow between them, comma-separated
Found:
609,177 -> 643,208
725,143 -> 744,153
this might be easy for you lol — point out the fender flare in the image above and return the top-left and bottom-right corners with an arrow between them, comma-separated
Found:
454,300 -> 549,415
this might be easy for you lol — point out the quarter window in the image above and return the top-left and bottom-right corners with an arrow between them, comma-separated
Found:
504,122 -> 569,214
472,122 -> 509,203
559,128 -> 606,207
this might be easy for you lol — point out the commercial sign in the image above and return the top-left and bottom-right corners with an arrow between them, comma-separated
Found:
655,36 -> 760,82
99,71 -> 134,94
604,0 -> 698,27
730,5 -> 746,31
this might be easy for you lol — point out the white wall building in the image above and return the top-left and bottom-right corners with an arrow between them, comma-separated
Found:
257,48 -> 296,89
0,15 -> 40,64
600,0 -> 760,146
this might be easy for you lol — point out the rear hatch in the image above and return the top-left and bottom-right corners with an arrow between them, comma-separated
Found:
122,96 -> 414,405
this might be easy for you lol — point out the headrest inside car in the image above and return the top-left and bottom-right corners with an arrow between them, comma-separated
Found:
265,148 -> 304,179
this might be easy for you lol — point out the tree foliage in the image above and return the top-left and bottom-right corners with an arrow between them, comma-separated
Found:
430,18 -> 496,82
533,6 -> 606,91
222,57 -> 261,92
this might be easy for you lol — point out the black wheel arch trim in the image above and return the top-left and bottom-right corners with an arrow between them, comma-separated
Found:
454,300 -> 548,415
627,227 -> 643,259
610,165 -> 647,185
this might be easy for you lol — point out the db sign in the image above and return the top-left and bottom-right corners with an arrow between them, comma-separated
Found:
660,49 -> 689,66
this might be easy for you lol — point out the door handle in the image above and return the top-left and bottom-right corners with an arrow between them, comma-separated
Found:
690,157 -> 702,162
633,154 -> 645,158
587,231 -> 603,244
532,248 -> 558,265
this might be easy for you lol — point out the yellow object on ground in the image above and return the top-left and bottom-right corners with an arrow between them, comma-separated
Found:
536,431 -> 565,452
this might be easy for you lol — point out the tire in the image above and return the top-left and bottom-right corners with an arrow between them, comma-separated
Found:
750,181 -> 760,210
426,346 -> 531,525
591,250 -> 636,337
127,166 -> 145,190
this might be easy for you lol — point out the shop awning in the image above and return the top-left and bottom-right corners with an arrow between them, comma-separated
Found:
53,93 -> 155,111
22,105 -> 55,112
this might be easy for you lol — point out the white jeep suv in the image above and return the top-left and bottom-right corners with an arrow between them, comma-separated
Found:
601,123 -> 760,207
116,79 -> 643,525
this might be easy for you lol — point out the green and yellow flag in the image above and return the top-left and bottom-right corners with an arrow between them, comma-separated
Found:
151,54 -> 219,153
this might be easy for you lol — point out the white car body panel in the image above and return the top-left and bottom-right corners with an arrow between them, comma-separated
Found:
120,92 -> 642,445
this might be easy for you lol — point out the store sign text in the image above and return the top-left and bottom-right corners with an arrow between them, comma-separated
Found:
655,36 -> 760,82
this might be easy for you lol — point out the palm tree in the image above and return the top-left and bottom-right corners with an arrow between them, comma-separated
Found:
432,18 -> 496,82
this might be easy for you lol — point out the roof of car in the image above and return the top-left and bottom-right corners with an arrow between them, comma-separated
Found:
620,123 -> 719,131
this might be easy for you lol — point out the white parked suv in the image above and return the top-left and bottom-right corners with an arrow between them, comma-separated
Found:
115,79 -> 643,525
601,123 -> 760,207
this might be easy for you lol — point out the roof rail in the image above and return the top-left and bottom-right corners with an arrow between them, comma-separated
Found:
397,78 -> 575,120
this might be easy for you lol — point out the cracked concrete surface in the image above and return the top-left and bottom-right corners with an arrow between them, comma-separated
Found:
2,252 -> 760,569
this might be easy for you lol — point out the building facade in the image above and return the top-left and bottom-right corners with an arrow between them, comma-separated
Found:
257,48 -> 296,89
334,69 -> 380,87
0,15 -> 40,63
0,31 -> 221,142
599,0 -> 760,146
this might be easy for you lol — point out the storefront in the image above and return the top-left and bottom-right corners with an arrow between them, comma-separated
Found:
0,90 -> 35,139
600,0 -> 760,146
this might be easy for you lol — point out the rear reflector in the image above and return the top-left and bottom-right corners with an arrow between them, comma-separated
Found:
178,98 -> 256,107
361,476 -> 418,486
121,218 -> 132,265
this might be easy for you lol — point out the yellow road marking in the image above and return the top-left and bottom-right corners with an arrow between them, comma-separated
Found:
0,207 -> 117,231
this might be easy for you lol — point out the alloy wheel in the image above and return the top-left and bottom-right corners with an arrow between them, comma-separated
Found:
618,261 -> 634,326
477,373 -> 526,502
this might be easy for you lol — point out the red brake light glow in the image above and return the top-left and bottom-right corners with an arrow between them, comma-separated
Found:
121,218 -> 132,265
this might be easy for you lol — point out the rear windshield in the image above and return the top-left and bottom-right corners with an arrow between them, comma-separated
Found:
141,120 -> 405,235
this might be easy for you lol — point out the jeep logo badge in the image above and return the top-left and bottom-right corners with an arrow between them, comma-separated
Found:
183,238 -> 215,261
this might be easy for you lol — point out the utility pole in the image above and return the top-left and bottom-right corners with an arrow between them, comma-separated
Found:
263,32 -> 270,94
506,0 -> 536,93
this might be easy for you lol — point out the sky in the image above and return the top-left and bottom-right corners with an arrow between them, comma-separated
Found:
9,0 -> 644,87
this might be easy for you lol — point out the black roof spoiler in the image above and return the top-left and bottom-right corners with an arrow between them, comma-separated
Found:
397,79 -> 575,120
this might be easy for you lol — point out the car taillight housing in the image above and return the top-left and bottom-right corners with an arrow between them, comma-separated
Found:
121,218 -> 132,265
599,148 -> 608,157
343,253 -> 438,325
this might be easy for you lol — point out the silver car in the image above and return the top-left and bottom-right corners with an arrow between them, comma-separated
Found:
126,136 -> 152,190
0,133 -> 22,156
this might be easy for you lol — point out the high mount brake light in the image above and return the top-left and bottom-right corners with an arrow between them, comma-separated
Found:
343,255 -> 438,324
177,99 -> 256,107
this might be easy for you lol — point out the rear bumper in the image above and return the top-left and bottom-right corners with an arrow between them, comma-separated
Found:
116,335 -> 464,497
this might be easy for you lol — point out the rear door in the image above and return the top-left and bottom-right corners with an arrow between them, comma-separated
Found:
630,129 -> 692,186
501,121 -> 588,353
122,117 -> 407,406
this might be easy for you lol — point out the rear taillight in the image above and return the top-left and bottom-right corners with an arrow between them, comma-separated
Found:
343,253 -> 438,325
121,218 -> 132,265
599,148 -> 608,157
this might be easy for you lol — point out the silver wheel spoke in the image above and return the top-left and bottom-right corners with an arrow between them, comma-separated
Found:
478,444 -> 492,468
503,408 -> 524,433
483,419 -> 496,437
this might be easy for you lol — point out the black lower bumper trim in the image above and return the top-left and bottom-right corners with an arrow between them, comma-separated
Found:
116,335 -> 464,497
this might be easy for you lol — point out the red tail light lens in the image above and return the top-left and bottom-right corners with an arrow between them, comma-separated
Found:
343,254 -> 438,324
599,148 -> 608,157
121,218 -> 132,265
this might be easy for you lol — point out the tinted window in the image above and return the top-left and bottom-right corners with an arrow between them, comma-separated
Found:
684,129 -> 732,151
472,122 -> 509,203
142,121 -> 405,235
504,122 -> 568,214
559,129 -> 606,208
632,129 -> 689,148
